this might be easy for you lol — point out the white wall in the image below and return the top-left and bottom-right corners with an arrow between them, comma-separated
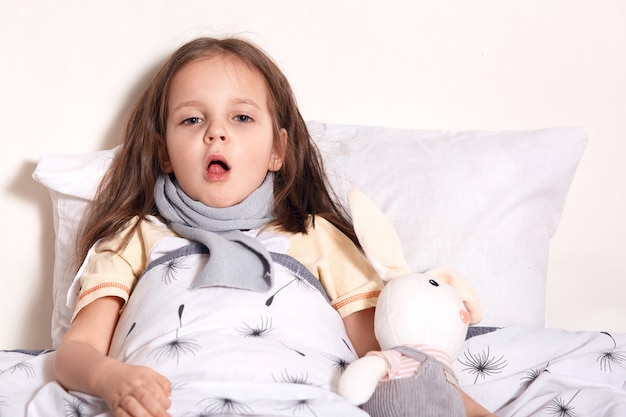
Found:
1,0 -> 625,349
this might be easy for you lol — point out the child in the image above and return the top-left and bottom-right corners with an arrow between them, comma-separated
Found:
52,37 -> 496,417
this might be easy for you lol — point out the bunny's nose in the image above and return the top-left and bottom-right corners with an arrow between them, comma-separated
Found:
459,309 -> 470,324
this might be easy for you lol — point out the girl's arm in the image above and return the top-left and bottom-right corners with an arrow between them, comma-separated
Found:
342,307 -> 380,357
461,390 -> 498,417
54,296 -> 172,417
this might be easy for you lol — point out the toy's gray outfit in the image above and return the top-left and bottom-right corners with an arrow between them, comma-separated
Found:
361,345 -> 465,417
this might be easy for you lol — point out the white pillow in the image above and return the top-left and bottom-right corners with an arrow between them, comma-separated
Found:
33,149 -> 118,347
33,122 -> 586,347
309,122 -> 586,330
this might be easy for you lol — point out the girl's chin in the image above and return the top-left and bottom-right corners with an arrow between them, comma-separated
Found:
196,194 -> 245,209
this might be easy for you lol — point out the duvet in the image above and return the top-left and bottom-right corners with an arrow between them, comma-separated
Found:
3,325 -> 625,416
2,328 -> 626,416
3,234 -> 368,417
1,238 -> 625,416
454,325 -> 626,416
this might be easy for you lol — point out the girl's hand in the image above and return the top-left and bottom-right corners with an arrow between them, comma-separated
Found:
97,361 -> 172,417
54,298 -> 171,417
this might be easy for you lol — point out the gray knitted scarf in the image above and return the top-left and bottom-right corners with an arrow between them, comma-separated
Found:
154,173 -> 274,292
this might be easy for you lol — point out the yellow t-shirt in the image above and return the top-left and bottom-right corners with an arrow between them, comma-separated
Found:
74,215 -> 382,320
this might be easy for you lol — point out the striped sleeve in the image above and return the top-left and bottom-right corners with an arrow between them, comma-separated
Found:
285,216 -> 384,318
72,217 -> 176,321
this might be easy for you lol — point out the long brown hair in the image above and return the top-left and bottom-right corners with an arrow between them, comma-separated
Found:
74,37 -> 357,269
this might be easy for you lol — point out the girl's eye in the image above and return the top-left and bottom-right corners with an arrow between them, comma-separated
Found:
234,114 -> 252,123
182,117 -> 202,126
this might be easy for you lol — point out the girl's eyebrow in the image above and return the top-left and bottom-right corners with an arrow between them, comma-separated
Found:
171,100 -> 203,112
171,98 -> 262,112
232,98 -> 262,110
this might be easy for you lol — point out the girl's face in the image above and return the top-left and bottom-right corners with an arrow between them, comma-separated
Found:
162,55 -> 286,208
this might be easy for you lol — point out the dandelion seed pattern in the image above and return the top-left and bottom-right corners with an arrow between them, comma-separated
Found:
266,252 -> 328,306
458,346 -> 507,384
159,257 -> 189,284
323,353 -> 350,373
273,369 -> 314,385
597,332 -> 626,372
196,397 -> 254,415
265,272 -> 315,306
520,368 -> 542,389
7,360 -> 36,378
236,315 -> 274,338
122,321 -> 136,345
150,304 -> 200,365
342,338 -> 355,355
63,397 -> 87,417
279,340 -> 306,356
277,398 -> 319,417
265,277 -> 298,306
546,389 -> 581,417
520,363 -> 549,389
171,381 -> 189,392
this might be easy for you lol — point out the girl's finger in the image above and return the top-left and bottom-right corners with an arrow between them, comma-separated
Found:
143,372 -> 172,410
117,394 -> 149,417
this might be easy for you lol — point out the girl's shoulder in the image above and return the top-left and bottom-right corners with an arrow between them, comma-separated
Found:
135,215 -> 179,245
94,215 -> 176,253
282,214 -> 358,256
266,214 -> 346,240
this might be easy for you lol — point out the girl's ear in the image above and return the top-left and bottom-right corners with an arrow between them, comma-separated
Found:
269,128 -> 288,172
158,138 -> 173,173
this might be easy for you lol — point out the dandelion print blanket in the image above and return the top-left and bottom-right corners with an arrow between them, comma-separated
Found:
2,233 -> 369,417
1,239 -> 625,416
3,326 -> 625,417
453,325 -> 626,416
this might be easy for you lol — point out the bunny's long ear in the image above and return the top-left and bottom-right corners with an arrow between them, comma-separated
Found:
348,190 -> 411,281
427,266 -> 483,324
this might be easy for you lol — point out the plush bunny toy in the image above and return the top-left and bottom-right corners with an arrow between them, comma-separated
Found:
338,191 -> 483,417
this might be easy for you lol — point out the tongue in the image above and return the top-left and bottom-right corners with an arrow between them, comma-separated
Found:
208,162 -> 228,174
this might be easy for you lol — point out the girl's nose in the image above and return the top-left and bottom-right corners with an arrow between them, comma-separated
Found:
204,121 -> 228,143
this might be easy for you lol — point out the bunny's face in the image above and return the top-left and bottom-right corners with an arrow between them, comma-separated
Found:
374,273 -> 471,361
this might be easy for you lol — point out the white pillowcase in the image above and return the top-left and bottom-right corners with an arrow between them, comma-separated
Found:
309,122 -> 586,329
33,122 -> 586,347
33,149 -> 118,347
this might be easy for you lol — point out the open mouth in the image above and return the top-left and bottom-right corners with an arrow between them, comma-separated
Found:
207,159 -> 230,174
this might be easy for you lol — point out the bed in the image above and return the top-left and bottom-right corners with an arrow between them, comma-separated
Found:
1,121 -> 624,416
